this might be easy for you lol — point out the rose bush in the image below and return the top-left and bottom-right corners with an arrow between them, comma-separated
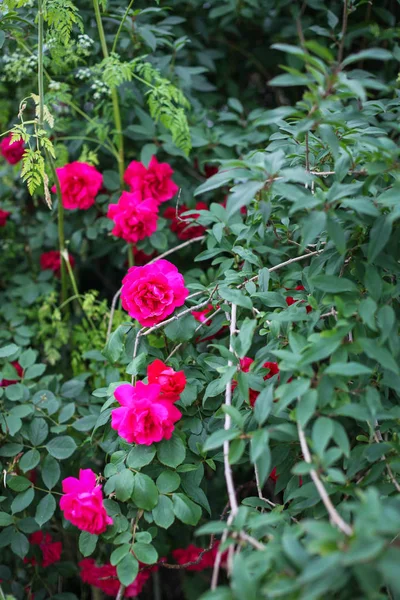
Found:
1,1 -> 400,600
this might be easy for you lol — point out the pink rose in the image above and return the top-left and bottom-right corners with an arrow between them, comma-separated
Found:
147,359 -> 186,401
111,381 -> 182,445
40,250 -> 75,278
121,259 -> 189,327
60,469 -> 112,534
0,135 -> 24,164
52,162 -> 103,210
0,209 -> 11,227
107,191 -> 159,243
124,156 -> 178,204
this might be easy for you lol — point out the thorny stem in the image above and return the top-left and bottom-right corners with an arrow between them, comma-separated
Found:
297,421 -> 353,536
373,422 -> 400,494
93,0 -> 124,184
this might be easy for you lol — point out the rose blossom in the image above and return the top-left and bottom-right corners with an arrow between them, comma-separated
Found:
172,542 -> 227,571
121,259 -> 188,327
107,191 -> 159,243
111,381 -> 182,445
231,359 -> 280,407
163,202 -> 207,240
60,468 -> 112,535
52,162 -> 103,210
147,359 -> 186,401
124,156 -> 178,203
79,558 -> 151,597
0,135 -> 25,164
0,209 -> 10,227
285,285 -> 312,313
0,361 -> 23,387
40,250 -> 75,278
25,531 -> 62,568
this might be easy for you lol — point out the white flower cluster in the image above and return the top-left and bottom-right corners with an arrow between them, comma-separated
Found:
76,68 -> 92,80
2,51 -> 37,83
91,79 -> 111,100
77,34 -> 94,50
49,80 -> 61,91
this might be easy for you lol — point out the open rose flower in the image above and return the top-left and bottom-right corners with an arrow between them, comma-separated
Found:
0,135 -> 25,164
0,361 -> 23,387
124,156 -> 178,203
111,381 -> 181,445
147,359 -> 186,401
60,469 -> 112,535
79,558 -> 151,597
121,259 -> 188,327
173,542 -> 227,571
40,250 -> 75,278
52,162 -> 103,210
107,191 -> 159,243
0,209 -> 11,227
25,531 -> 62,568
164,202 -> 207,240
285,285 -> 312,313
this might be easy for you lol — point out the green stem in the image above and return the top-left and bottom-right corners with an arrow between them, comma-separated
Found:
93,0 -> 125,184
48,155 -> 68,304
128,245 -> 134,267
63,252 -> 96,330
37,0 -> 44,125
111,0 -> 135,54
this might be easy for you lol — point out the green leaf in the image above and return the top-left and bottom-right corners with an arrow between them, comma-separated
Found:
24,364 -> 46,379
157,434 -> 186,468
203,428 -> 239,451
359,338 -> 399,375
79,531 -> 98,557
126,352 -> 147,376
11,488 -> 34,514
297,390 -> 318,428
156,470 -> 181,493
29,418 -> 49,446
235,318 -> 257,358
165,314 -> 198,342
250,429 -> 269,463
45,436 -> 77,460
325,363 -> 372,376
152,494 -> 175,529
127,444 -> 156,469
19,349 -> 36,369
10,531 -> 29,559
311,275 -> 357,293
42,455 -> 60,489
35,494 -> 56,526
7,476 -> 31,492
111,544 -> 131,566
0,512 -> 14,526
367,217 -> 392,263
172,493 -> 202,525
132,542 -> 158,564
342,48 -> 392,67
19,448 -> 40,473
117,553 -> 139,586
131,473 -> 158,510
312,417 -> 334,457
115,469 -> 135,502
301,211 -> 326,246
61,379 -> 85,399
253,386 -> 274,426
0,344 -> 19,358
219,287 -> 252,310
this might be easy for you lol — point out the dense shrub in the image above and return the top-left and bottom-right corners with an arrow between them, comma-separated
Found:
1,1 -> 400,599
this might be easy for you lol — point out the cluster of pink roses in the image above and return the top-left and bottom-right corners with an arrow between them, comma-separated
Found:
107,156 -> 178,244
24,531 -> 62,568
111,359 -> 186,445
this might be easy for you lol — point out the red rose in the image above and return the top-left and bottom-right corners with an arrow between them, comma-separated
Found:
40,250 -> 75,278
0,361 -> 23,387
164,202 -> 207,240
79,558 -> 151,597
0,209 -> 10,227
147,359 -> 186,401
0,135 -> 25,164
285,285 -> 312,313
52,162 -> 103,210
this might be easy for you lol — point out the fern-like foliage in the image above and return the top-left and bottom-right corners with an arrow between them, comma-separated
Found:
100,53 -> 132,89
43,0 -> 83,45
133,60 -> 192,155
20,149 -> 45,196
